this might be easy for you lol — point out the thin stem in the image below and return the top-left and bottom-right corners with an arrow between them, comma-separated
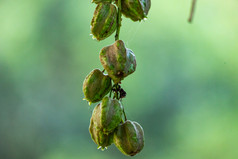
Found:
114,84 -> 119,99
109,89 -> 112,98
188,0 -> 197,23
115,0 -> 122,41
114,91 -> 118,99
122,107 -> 127,121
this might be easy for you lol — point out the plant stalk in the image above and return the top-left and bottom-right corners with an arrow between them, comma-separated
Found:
188,0 -> 197,23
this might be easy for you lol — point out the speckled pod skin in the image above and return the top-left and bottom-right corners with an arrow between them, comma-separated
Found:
89,111 -> 113,150
92,0 -> 112,4
92,97 -> 123,133
99,40 -> 136,84
91,3 -> 117,41
113,120 -> 144,156
118,0 -> 151,21
83,69 -> 112,103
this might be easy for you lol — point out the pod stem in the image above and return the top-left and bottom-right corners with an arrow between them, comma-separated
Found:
122,107 -> 127,121
109,89 -> 112,98
112,84 -> 119,99
115,0 -> 122,41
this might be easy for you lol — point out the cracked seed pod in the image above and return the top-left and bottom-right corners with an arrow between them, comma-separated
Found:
89,112 -> 113,150
113,120 -> 144,156
99,40 -> 136,84
92,96 -> 123,133
91,3 -> 117,41
117,0 -> 151,21
83,69 -> 112,104
92,0 -> 112,4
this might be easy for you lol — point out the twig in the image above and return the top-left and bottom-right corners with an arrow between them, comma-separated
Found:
188,0 -> 197,23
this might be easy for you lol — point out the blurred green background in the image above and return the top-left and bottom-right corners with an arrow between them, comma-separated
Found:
1,0 -> 238,159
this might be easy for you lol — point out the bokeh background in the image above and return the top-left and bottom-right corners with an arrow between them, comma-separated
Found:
1,0 -> 238,159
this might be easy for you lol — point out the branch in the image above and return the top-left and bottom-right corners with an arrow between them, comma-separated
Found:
188,0 -> 197,23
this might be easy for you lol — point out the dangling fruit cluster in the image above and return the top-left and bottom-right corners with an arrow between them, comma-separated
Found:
83,0 -> 151,156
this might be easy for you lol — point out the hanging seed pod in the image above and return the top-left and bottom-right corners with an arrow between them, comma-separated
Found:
92,0 -> 112,4
89,111 -> 114,150
99,40 -> 136,84
117,0 -> 151,21
113,120 -> 144,156
92,96 -> 123,133
83,69 -> 112,104
91,3 -> 118,41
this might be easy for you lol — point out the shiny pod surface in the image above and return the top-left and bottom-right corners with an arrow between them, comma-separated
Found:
83,69 -> 112,103
91,3 -> 117,41
114,120 -> 144,156
89,111 -> 113,150
91,97 -> 123,133
99,40 -> 136,84
119,0 -> 151,21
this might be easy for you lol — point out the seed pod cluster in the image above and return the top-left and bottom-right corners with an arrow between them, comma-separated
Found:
83,0 -> 151,156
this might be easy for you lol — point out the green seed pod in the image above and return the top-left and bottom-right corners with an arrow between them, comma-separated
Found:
83,69 -> 112,104
99,40 -> 136,84
92,96 -> 123,133
91,3 -> 117,41
113,120 -> 144,156
89,112 -> 113,150
92,0 -> 112,4
118,0 -> 151,21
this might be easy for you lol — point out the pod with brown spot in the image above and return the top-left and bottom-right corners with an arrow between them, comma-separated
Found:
99,40 -> 136,84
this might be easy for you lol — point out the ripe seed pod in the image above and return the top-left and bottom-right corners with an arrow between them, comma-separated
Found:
113,120 -> 144,156
92,0 -> 112,4
89,112 -> 113,150
83,69 -> 112,104
91,3 -> 117,41
118,0 -> 151,21
92,96 -> 123,133
99,40 -> 136,84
